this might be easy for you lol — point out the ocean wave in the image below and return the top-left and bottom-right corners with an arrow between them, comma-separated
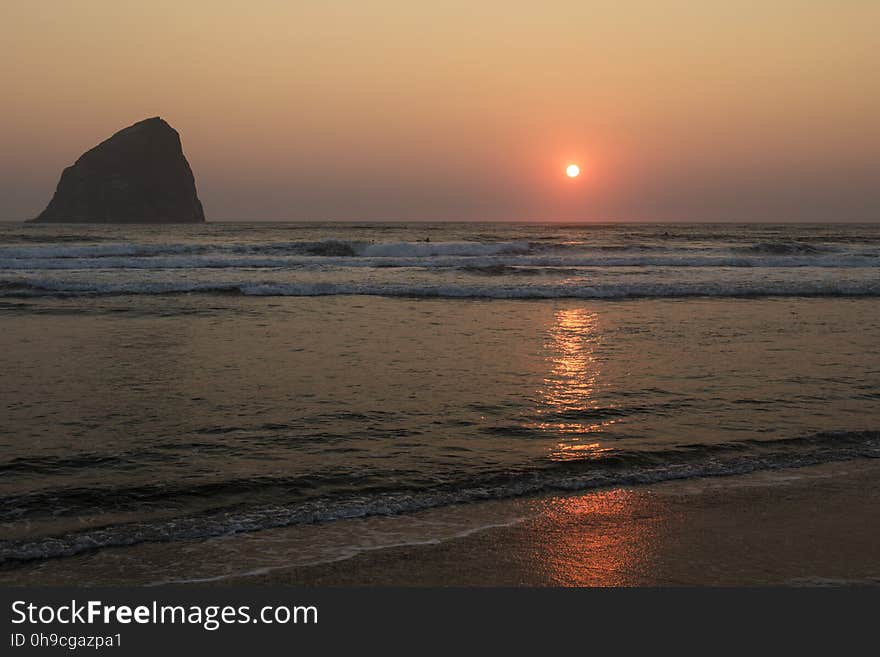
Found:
0,240 -> 533,260
2,277 -> 880,298
1,252 -> 878,271
359,240 -> 531,257
1,430 -> 876,564
460,265 -> 546,276
303,240 -> 359,256
0,243 -> 214,259
735,241 -> 835,255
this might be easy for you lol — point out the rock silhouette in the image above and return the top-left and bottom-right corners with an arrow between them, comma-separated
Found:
32,117 -> 205,223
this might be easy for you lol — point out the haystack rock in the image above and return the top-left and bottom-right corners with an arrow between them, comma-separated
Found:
31,117 -> 205,223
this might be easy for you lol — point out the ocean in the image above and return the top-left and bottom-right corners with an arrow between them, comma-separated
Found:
1,222 -> 878,584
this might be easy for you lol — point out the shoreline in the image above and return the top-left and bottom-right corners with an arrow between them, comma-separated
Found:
236,459 -> 880,587
3,459 -> 878,587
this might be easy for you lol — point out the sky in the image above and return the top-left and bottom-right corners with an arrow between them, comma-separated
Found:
2,1 -> 878,222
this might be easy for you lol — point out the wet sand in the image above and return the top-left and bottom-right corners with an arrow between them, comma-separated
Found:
238,460 -> 880,587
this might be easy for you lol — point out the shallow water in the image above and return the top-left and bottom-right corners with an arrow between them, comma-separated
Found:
1,223 -> 879,575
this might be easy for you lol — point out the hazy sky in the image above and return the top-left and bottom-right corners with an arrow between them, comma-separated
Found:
2,1 -> 878,221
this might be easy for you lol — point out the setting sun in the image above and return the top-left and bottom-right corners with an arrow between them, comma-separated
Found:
566,164 -> 580,178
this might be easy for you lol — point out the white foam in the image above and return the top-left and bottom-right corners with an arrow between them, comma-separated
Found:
1,251 -> 876,271
147,515 -> 529,585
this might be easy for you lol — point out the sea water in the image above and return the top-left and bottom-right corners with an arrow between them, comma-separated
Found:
1,222 -> 878,576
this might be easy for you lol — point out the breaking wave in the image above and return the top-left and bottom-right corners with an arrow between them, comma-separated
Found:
735,241 -> 833,255
0,240 -> 532,260
0,238 -> 873,257
2,253 -> 879,271
1,430 -> 876,564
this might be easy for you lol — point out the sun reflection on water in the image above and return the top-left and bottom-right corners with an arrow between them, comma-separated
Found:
532,308 -> 616,460
528,489 -> 657,586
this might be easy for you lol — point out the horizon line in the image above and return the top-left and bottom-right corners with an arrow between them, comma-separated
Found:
2,218 -> 879,225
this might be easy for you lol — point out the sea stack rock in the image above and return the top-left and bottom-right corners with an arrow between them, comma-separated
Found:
31,117 -> 205,223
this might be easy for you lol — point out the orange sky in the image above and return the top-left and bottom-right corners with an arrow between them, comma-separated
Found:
2,1 -> 878,221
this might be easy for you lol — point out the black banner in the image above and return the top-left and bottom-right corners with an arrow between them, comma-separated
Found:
1,587 -> 876,654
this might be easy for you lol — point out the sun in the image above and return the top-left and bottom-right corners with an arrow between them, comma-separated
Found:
566,164 -> 580,178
